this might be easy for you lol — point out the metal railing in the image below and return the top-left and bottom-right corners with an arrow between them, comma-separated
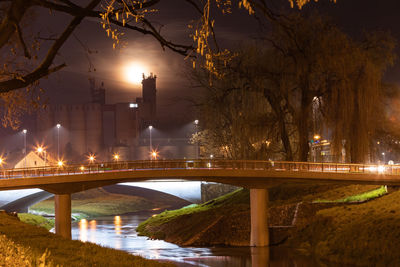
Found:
0,160 -> 399,179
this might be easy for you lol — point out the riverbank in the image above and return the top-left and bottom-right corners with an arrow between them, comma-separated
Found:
137,184 -> 397,265
31,185 -> 190,218
0,211 -> 174,267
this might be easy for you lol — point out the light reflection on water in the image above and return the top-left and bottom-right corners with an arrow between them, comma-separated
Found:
71,215 -> 318,267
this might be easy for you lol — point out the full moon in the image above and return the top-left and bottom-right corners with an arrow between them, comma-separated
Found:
123,63 -> 148,85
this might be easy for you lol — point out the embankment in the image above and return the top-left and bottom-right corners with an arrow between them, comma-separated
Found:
138,184 -> 399,265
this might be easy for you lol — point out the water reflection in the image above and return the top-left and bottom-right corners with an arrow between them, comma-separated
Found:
71,215 -> 319,267
78,219 -> 87,242
114,216 -> 122,235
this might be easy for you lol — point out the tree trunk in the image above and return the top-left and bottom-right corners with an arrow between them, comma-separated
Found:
298,87 -> 311,162
264,90 -> 294,161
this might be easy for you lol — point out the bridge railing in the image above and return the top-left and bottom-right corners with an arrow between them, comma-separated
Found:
1,159 -> 399,179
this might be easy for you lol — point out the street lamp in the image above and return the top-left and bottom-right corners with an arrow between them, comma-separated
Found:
194,120 -> 199,159
36,146 -> 47,166
149,125 -> 153,160
88,154 -> 95,164
113,153 -> 120,162
22,129 -> 27,168
151,150 -> 158,160
56,124 -> 61,159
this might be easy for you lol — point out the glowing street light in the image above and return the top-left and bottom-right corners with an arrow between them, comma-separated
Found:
88,154 -> 96,164
36,146 -> 47,166
149,125 -> 153,160
57,160 -> 64,167
56,123 -> 61,159
151,150 -> 158,160
22,129 -> 27,168
194,120 -> 199,159
113,153 -> 120,162
0,157 -> 4,167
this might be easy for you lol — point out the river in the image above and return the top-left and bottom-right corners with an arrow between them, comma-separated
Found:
70,214 -> 325,267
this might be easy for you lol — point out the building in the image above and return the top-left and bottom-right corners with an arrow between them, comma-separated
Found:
36,74 -> 158,163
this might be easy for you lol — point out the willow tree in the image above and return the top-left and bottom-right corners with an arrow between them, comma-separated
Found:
257,13 -> 395,163
322,32 -> 396,163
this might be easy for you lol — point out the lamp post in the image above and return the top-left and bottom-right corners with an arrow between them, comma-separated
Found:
56,124 -> 61,159
22,129 -> 27,168
36,146 -> 47,166
194,120 -> 199,159
149,125 -> 153,160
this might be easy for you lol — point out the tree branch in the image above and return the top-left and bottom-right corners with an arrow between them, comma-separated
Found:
0,0 -> 32,49
0,0 -> 101,92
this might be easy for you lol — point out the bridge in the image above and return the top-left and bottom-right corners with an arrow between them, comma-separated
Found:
0,159 -> 398,247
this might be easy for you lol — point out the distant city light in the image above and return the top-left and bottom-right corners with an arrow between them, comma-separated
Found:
313,134 -> 321,140
56,123 -> 61,128
149,125 -> 153,130
36,146 -> 44,153
129,103 -> 138,108
113,154 -> 120,161
22,129 -> 27,134
57,160 -> 64,167
0,157 -> 4,165
378,165 -> 385,173
194,119 -> 199,125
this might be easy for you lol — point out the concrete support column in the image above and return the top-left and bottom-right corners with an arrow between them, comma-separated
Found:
250,188 -> 269,247
55,194 -> 71,239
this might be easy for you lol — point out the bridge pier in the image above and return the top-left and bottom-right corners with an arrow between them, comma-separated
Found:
55,194 -> 71,239
250,188 -> 269,247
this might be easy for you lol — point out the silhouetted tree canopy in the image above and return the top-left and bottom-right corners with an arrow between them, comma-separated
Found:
194,12 -> 396,163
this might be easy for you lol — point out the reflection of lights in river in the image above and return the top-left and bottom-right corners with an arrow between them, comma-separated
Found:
89,220 -> 97,242
79,219 -> 88,242
114,216 -> 122,235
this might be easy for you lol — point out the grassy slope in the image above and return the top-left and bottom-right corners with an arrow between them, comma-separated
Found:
138,183 -> 392,264
31,187 -> 186,218
138,189 -> 251,246
18,213 -> 55,230
0,212 -> 174,267
289,188 -> 400,266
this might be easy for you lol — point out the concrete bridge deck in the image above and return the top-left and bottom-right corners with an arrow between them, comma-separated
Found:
0,159 -> 397,246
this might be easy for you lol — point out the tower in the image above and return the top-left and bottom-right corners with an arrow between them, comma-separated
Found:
139,73 -> 157,128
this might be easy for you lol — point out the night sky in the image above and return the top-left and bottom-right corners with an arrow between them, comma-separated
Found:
8,0 -> 400,133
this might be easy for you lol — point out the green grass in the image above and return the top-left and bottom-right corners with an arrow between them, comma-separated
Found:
136,189 -> 251,245
31,188 -> 159,218
137,188 -> 247,232
0,212 -> 174,267
313,186 -> 387,203
18,213 -> 55,230
289,188 -> 400,266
